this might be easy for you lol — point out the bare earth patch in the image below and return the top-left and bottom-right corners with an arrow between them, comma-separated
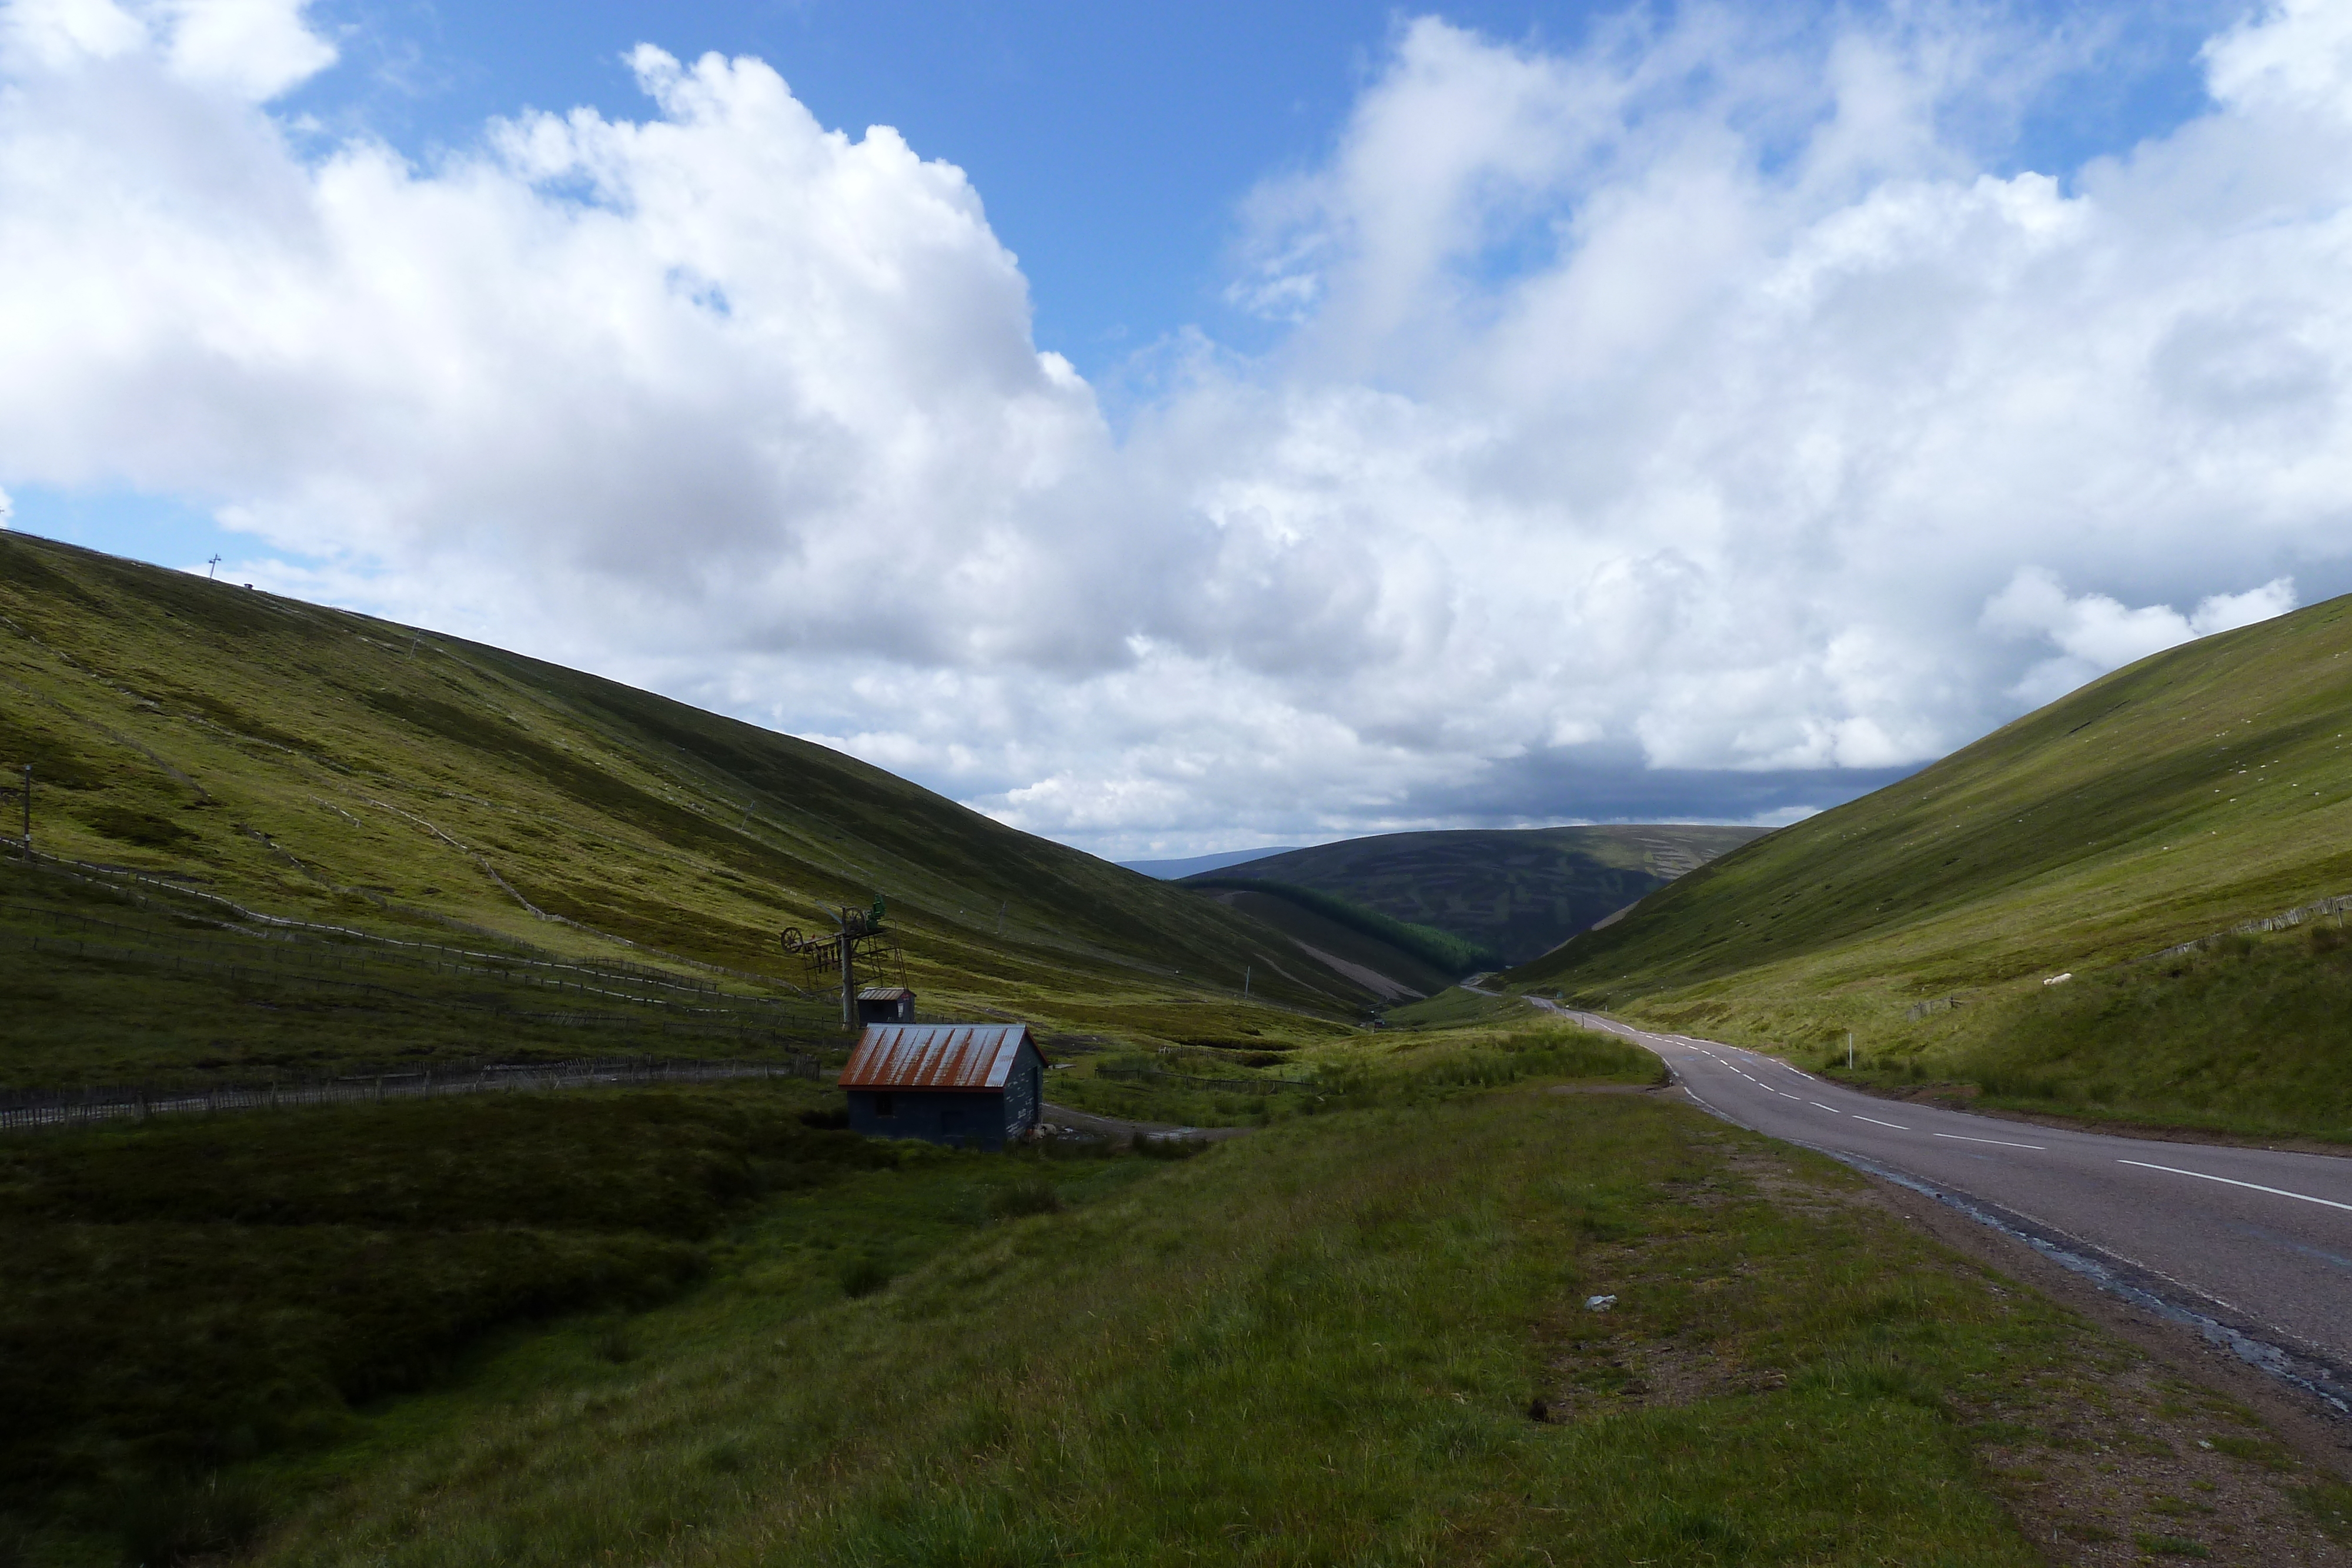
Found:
1968,1358 -> 2348,1565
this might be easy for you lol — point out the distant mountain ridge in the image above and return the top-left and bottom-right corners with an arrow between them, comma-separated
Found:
1184,825 -> 1765,965
1120,847 -> 1304,880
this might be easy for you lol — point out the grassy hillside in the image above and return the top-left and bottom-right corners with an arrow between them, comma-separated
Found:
0,533 -> 1382,1086
1191,886 -> 1458,999
1193,824 -> 1763,964
1189,877 -> 1498,984
1513,592 -> 2352,1134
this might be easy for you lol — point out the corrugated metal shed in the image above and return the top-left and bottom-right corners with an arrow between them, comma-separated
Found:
857,987 -> 914,1002
840,1023 -> 1041,1091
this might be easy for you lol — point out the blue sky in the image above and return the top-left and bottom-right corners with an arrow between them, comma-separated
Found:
11,0 -> 2236,563
2,0 -> 2343,856
279,0 -> 2230,377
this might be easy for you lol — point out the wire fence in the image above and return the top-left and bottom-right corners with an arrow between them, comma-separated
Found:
4,850 -> 837,1040
0,900 -> 798,1019
7,845 -> 807,1002
0,1054 -> 823,1135
0,926 -> 834,1051
2144,890 -> 2352,963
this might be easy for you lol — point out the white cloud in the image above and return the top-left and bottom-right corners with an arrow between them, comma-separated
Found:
2,1 -> 2351,855
1,0 -> 145,72
1983,567 -> 2298,706
2204,0 -> 2352,122
2191,578 -> 2302,636
160,0 -> 333,100
0,0 -> 330,95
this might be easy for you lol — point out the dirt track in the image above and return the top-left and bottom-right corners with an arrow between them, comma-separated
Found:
1038,1101 -> 1254,1142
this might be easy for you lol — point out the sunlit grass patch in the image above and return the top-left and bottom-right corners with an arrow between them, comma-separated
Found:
1382,984 -> 1532,1029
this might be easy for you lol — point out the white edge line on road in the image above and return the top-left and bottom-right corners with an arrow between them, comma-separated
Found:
1809,1102 -> 1840,1113
1853,1115 -> 1910,1130
1933,1132 -> 2046,1151
2117,1159 -> 2352,1213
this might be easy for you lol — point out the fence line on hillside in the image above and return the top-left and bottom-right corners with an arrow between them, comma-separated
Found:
5,846 -> 810,1005
1893,892 -> 2352,1018
2144,891 -> 2352,963
0,1054 -> 823,1135
0,927 -> 831,1051
0,901 -> 808,1021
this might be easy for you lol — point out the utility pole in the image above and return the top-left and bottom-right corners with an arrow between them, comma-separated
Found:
206,554 -> 222,579
839,912 -> 857,1030
833,899 -> 886,1029
1243,965 -> 1252,998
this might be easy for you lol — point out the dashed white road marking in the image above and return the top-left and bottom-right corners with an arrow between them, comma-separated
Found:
1809,1102 -> 1839,1112
1935,1132 -> 2046,1151
1853,1115 -> 1910,1130
2119,1160 -> 2352,1213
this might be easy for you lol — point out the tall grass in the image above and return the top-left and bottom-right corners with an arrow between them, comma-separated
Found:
1928,924 -> 2352,1137
1043,1019 -> 1657,1128
0,1082 -> 868,1546
253,1092 -> 2094,1567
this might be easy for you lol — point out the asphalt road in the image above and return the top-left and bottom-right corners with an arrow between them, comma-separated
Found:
1559,1008 -> 2352,1415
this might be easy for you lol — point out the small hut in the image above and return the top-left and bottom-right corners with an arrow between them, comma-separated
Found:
856,986 -> 917,1024
839,1023 -> 1046,1151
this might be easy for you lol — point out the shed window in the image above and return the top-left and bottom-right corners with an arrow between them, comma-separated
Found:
874,1092 -> 895,1117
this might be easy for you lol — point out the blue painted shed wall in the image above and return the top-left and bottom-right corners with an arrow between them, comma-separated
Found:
846,1039 -> 1044,1152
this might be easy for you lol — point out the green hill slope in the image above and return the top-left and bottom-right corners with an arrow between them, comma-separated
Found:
1187,884 -> 1469,999
1512,593 -> 2352,1138
1190,825 -> 1763,964
0,534 -> 1375,1085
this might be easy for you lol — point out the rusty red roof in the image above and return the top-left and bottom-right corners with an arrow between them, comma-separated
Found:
840,1023 -> 1038,1091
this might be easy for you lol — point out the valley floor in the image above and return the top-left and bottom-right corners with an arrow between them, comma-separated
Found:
10,1030 -> 2350,1566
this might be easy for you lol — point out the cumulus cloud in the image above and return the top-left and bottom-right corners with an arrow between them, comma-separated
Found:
0,0 -> 2347,855
1983,568 -> 2298,705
